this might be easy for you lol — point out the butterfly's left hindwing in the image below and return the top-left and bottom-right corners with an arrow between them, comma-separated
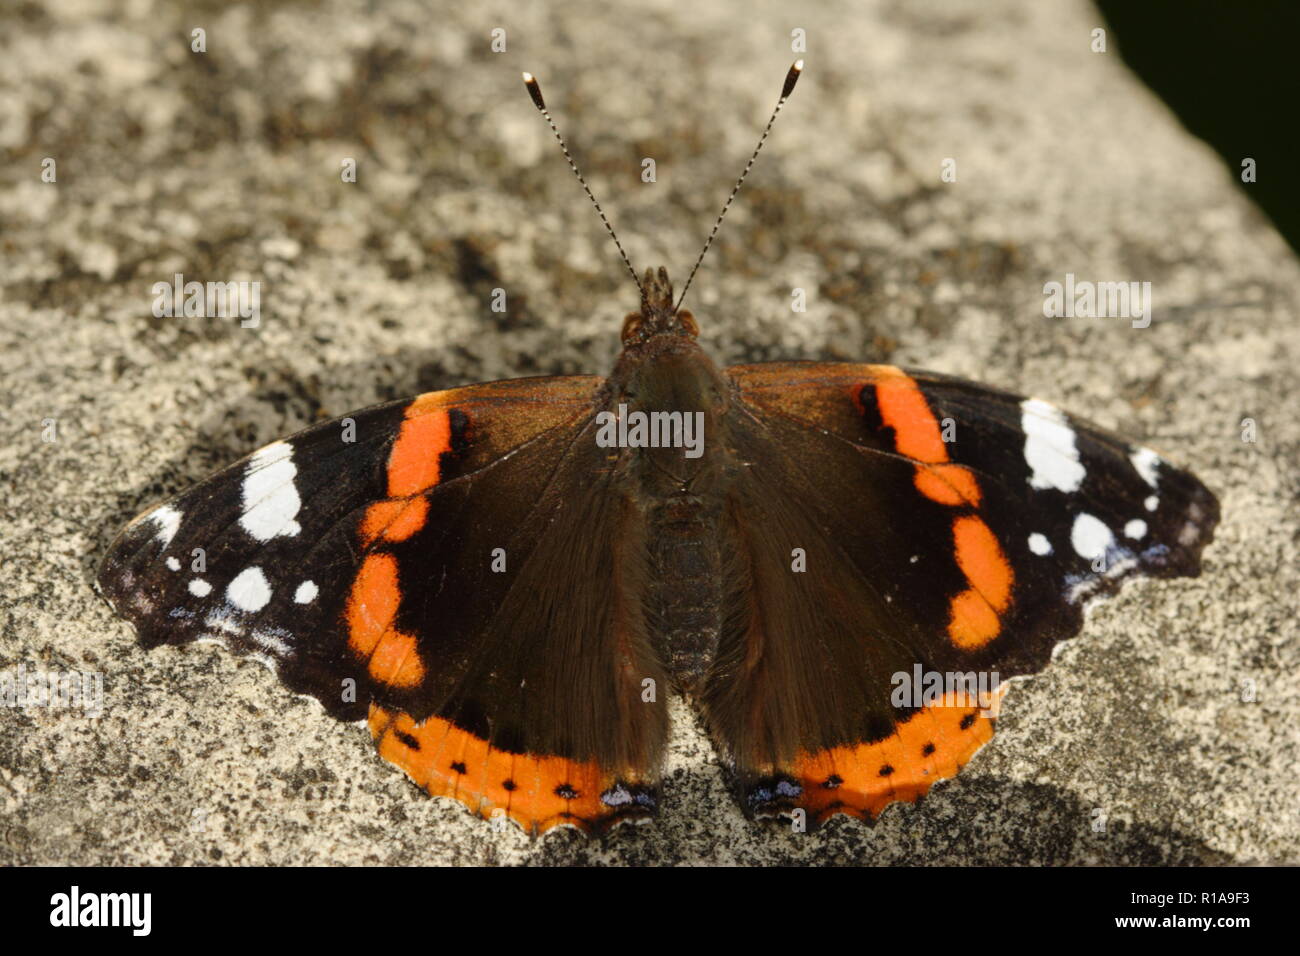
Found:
710,362 -> 1218,825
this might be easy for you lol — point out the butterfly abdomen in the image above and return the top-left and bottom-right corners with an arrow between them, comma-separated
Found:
644,495 -> 726,691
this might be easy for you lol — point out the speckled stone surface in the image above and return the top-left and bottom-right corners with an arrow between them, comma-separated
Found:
1,0 -> 1296,865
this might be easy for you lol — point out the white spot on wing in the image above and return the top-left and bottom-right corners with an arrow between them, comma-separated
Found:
1124,519 -> 1147,540
189,578 -> 212,597
1144,495 -> 1158,512
147,506 -> 183,547
251,629 -> 292,655
227,566 -> 272,612
1066,554 -> 1138,604
240,441 -> 302,541
1131,447 -> 1161,488
1021,399 -> 1086,493
166,557 -> 181,571
204,612 -> 241,635
1028,533 -> 1052,556
1070,513 -> 1114,560
294,580 -> 318,604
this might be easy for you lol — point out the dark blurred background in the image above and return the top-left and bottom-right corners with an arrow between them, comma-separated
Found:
1096,0 -> 1299,256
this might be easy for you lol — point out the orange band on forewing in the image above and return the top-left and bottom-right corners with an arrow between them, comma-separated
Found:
347,553 -> 401,656
367,630 -> 425,687
867,369 -> 986,509
914,463 -> 981,507
873,368 -> 948,464
369,706 -> 641,834
947,515 -> 1014,649
387,408 -> 452,497
952,515 -> 1013,609
360,497 -> 430,545
347,403 -> 449,680
948,588 -> 1002,648
346,553 -> 425,685
864,372 -> 1012,645
792,692 -> 996,822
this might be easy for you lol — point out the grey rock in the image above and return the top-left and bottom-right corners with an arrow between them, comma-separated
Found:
0,0 -> 1296,865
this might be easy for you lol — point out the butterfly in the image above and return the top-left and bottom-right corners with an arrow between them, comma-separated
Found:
96,62 -> 1218,834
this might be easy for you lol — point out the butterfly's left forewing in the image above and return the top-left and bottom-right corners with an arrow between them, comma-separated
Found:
97,375 -> 668,834
708,361 -> 1218,825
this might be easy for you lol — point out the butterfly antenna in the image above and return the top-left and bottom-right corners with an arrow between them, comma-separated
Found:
523,71 -> 643,297
674,60 -> 803,312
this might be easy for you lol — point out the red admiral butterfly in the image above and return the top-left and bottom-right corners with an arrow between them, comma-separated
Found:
97,62 -> 1218,834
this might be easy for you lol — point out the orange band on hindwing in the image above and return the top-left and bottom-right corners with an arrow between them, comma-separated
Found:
368,705 -> 653,834
792,692 -> 997,823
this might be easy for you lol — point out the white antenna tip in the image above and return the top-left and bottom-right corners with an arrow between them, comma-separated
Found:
522,72 -> 546,111
781,61 -> 804,99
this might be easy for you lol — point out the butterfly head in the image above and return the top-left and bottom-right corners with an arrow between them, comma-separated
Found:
622,267 -> 699,345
